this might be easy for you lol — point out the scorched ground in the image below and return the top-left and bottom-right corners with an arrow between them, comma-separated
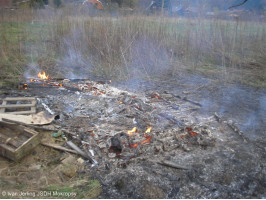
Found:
0,74 -> 265,198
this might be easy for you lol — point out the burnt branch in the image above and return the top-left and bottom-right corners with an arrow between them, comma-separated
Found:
228,0 -> 249,9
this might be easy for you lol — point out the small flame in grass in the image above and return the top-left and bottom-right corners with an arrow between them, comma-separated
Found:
127,127 -> 137,136
145,126 -> 152,133
38,71 -> 49,80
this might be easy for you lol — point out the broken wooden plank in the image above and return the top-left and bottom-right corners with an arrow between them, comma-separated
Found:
41,142 -> 79,154
0,100 -> 7,113
0,111 -> 54,125
1,118 -> 56,131
3,110 -> 36,115
3,97 -> 36,101
1,118 -> 76,137
0,103 -> 36,108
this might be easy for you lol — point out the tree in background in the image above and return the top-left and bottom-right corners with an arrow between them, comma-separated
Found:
29,0 -> 45,8
53,0 -> 61,7
102,0 -> 139,9
122,0 -> 138,8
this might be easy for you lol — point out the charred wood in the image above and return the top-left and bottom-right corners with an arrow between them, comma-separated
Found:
214,112 -> 249,143
158,113 -> 184,127
174,94 -> 202,107
157,160 -> 189,170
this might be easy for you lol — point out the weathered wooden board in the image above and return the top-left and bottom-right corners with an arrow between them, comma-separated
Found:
0,121 -> 40,161
0,111 -> 54,125
0,97 -> 36,115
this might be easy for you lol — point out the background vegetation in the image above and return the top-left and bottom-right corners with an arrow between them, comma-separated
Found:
0,2 -> 265,87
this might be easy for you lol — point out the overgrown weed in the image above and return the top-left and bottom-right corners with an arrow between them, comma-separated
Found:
0,7 -> 265,86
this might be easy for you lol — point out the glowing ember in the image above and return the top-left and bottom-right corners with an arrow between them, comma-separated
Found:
127,127 -> 137,136
140,135 -> 152,144
186,127 -> 192,132
152,92 -> 161,99
38,71 -> 49,80
130,143 -> 138,148
186,127 -> 198,136
190,132 -> 198,136
145,126 -> 152,133
130,135 -> 152,148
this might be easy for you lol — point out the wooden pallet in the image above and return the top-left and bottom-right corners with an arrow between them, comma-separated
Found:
0,97 -> 36,115
0,121 -> 40,161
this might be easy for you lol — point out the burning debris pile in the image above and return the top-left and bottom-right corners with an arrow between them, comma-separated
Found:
21,72 -> 216,160
1,71 -> 265,198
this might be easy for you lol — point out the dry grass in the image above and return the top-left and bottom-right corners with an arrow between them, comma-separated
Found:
0,6 -> 265,86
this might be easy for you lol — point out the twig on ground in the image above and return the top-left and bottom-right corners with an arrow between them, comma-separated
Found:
170,93 -> 202,107
157,160 -> 189,170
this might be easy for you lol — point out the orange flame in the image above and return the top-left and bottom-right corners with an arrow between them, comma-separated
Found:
127,127 -> 137,136
38,71 -> 49,80
145,126 -> 152,134
23,84 -> 28,90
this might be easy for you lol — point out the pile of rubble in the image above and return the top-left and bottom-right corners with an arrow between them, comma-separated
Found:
32,79 -> 217,165
0,77 -> 265,198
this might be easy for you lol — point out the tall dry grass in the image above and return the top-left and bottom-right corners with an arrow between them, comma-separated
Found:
0,6 -> 265,86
